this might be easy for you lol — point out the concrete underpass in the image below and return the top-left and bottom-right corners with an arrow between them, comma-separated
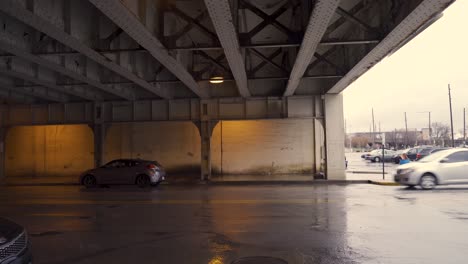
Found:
0,0 -> 455,184
0,1 -> 462,263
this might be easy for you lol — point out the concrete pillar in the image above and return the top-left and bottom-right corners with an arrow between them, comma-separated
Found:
195,121 -> 218,181
91,124 -> 106,167
324,94 -> 346,180
0,127 -> 7,183
314,119 -> 325,174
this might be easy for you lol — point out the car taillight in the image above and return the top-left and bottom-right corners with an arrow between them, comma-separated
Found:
416,153 -> 421,159
147,164 -> 157,170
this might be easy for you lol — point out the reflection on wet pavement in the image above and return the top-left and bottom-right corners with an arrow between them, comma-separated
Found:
0,184 -> 467,263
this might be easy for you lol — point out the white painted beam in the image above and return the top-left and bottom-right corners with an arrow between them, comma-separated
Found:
0,0 -> 168,99
88,0 -> 208,98
327,0 -> 454,94
204,0 -> 250,98
283,0 -> 340,97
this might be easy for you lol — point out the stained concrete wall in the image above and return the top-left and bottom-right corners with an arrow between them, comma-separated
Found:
5,125 -> 94,178
211,120 -> 315,175
4,120 -> 318,178
104,122 -> 201,173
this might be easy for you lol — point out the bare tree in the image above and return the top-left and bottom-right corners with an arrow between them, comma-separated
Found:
432,122 -> 450,146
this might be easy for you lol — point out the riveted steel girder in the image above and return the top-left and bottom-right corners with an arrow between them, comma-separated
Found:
0,31 -> 110,101
328,0 -> 455,94
205,0 -> 251,97
0,67 -> 80,102
0,0 -> 167,99
0,79 -> 67,103
283,0 -> 340,97
88,0 -> 208,99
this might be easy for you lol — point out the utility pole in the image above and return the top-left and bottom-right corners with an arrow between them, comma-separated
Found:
404,112 -> 408,147
372,108 -> 375,146
429,112 -> 432,144
448,84 -> 455,147
463,107 -> 466,146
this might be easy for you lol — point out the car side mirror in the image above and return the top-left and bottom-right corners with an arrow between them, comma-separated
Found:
440,158 -> 449,163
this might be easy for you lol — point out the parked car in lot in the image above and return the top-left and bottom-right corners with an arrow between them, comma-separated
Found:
79,159 -> 166,188
366,149 -> 396,162
361,153 -> 371,159
395,148 -> 468,189
416,147 -> 450,160
392,148 -> 411,164
406,146 -> 432,161
0,217 -> 32,264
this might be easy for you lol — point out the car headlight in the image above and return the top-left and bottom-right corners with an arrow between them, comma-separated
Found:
399,168 -> 414,174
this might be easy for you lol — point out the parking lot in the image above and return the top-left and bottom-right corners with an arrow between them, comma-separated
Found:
1,184 -> 468,264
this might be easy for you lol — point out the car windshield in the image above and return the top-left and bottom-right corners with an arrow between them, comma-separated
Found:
420,148 -> 434,154
417,149 -> 451,162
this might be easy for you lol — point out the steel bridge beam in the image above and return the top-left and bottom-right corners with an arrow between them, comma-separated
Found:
89,0 -> 208,98
328,0 -> 455,94
2,95 -> 324,127
204,0 -> 251,97
0,0 -> 167,99
0,31 -> 116,101
283,0 -> 341,97
0,79 -> 66,103
0,67 -> 84,101
0,88 -> 36,104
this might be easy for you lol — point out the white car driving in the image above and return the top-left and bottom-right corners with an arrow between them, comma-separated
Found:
394,148 -> 468,189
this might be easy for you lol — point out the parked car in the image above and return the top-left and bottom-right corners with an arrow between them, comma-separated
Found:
367,149 -> 396,162
392,148 -> 411,164
406,146 -> 434,161
0,217 -> 32,264
361,153 -> 371,159
79,159 -> 166,188
394,148 -> 468,189
416,147 -> 450,160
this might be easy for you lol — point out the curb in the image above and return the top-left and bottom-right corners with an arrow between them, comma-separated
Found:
368,180 -> 400,186
347,171 -> 389,174
2,180 -> 371,187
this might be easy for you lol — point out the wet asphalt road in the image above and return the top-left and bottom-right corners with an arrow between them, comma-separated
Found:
1,184 -> 468,264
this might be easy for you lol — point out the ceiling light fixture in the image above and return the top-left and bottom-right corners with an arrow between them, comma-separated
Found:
209,76 -> 224,84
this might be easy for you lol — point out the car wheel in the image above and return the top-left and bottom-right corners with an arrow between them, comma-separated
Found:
420,174 -> 437,190
82,175 -> 97,188
374,157 -> 381,162
136,175 -> 151,188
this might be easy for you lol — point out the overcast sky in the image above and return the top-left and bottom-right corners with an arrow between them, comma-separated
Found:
343,0 -> 467,136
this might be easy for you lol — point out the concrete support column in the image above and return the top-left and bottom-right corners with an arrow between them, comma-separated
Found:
0,127 -> 8,183
92,124 -> 106,167
314,119 -> 325,174
195,121 -> 218,181
324,94 -> 346,180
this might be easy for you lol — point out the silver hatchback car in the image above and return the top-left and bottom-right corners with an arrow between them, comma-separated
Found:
79,159 -> 166,188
